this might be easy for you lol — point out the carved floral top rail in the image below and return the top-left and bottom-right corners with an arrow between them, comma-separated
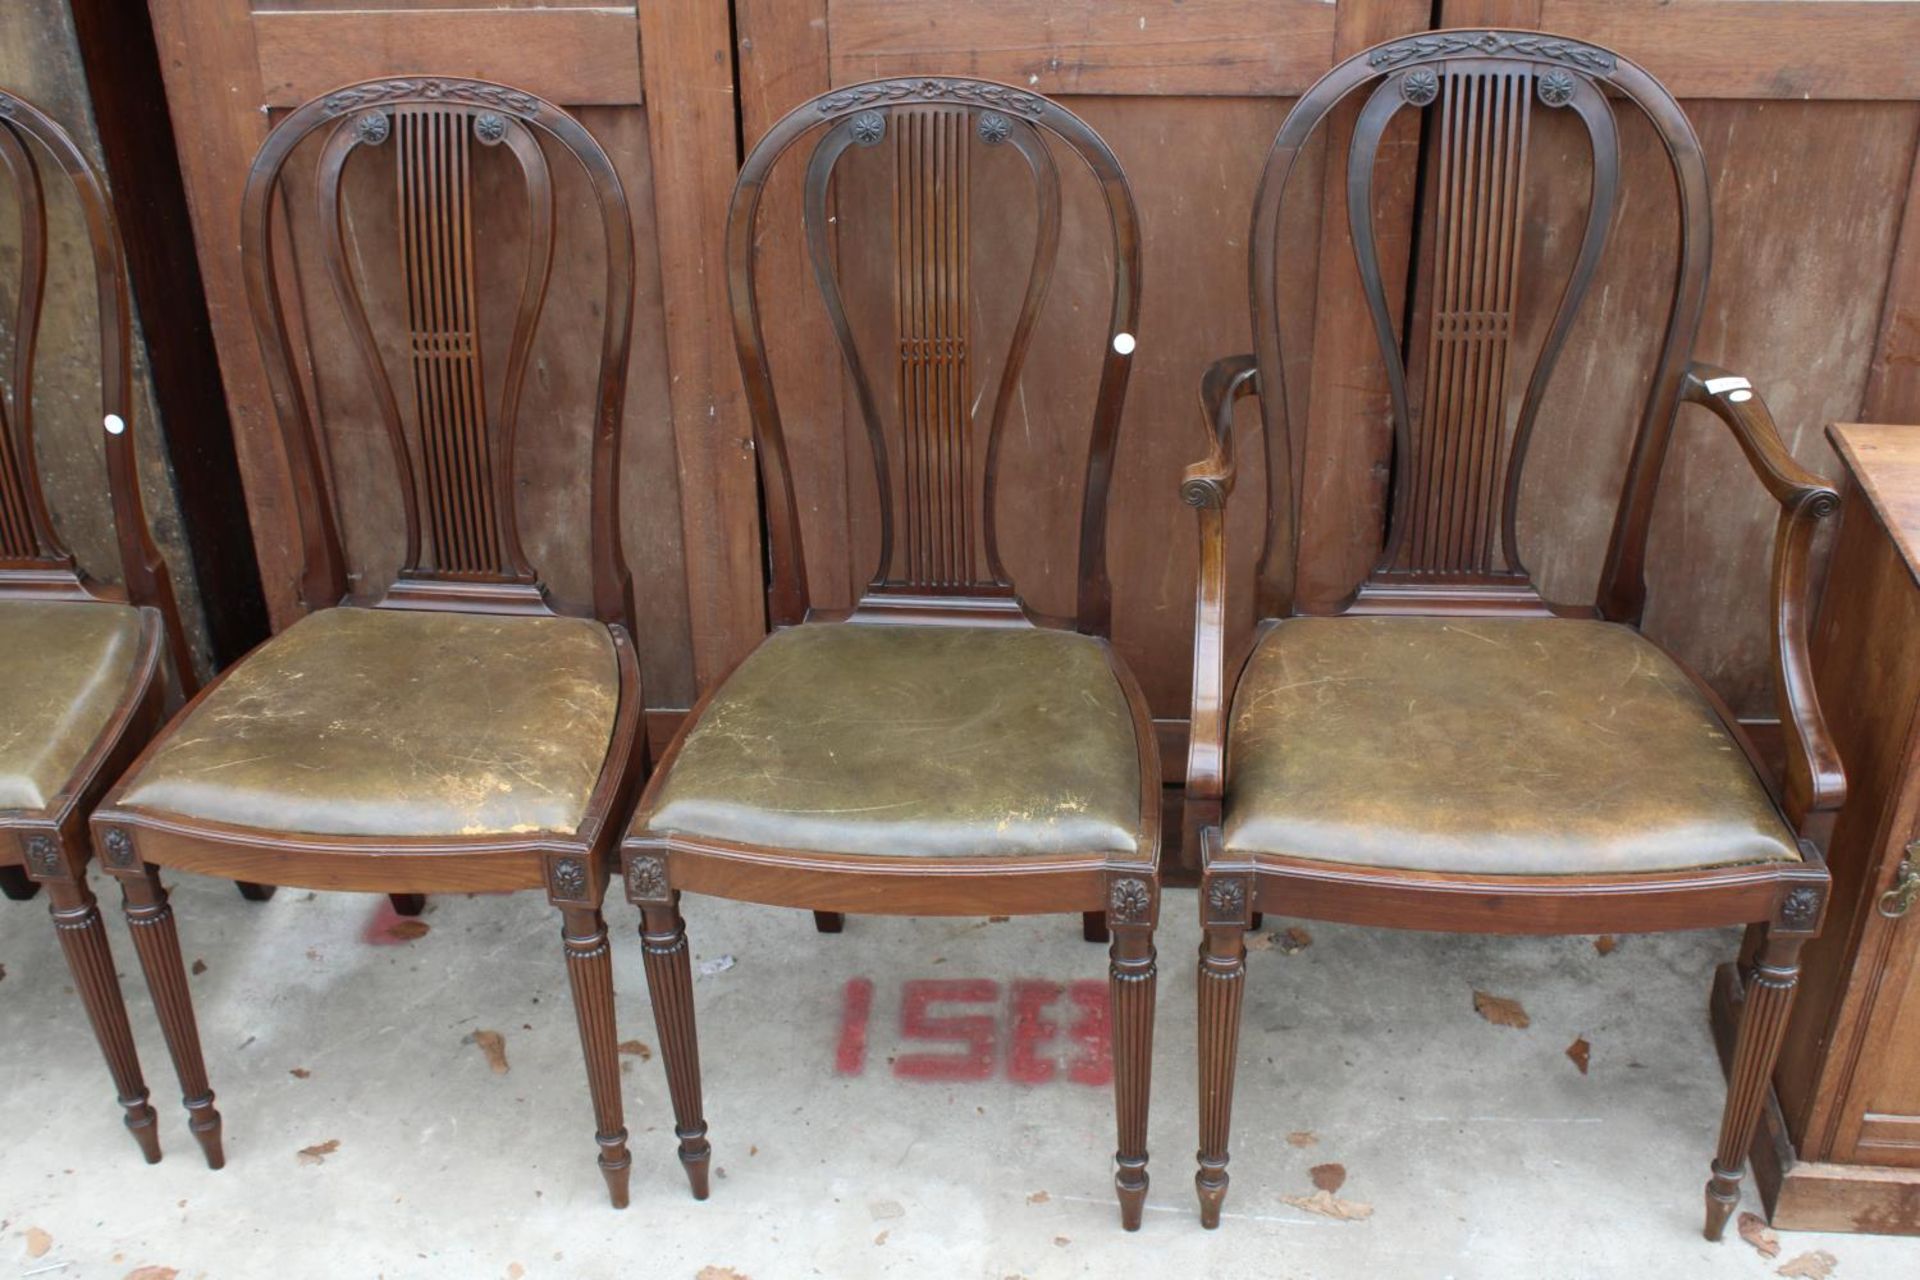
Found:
728,77 -> 1141,633
239,77 -> 637,629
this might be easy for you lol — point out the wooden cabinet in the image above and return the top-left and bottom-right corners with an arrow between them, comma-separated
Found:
1714,422 -> 1920,1233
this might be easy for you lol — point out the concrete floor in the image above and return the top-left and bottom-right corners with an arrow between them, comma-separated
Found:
3,874 -> 1915,1279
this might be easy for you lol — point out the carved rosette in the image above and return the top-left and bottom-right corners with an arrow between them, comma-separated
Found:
819,79 -> 1045,120
1205,876 -> 1247,924
1368,32 -> 1615,75
1400,67 -> 1440,107
102,827 -> 136,869
849,110 -> 887,146
976,112 -> 1013,146
1779,886 -> 1824,932
24,835 -> 60,878
1536,70 -> 1577,108
355,112 -> 391,145
1108,876 -> 1152,924
322,79 -> 542,121
625,854 -> 669,903
473,113 -> 508,145
549,856 -> 589,901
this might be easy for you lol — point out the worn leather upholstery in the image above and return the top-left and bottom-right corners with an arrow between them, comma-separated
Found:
0,600 -> 146,812
119,607 -> 618,837
1223,616 -> 1799,874
637,623 -> 1142,857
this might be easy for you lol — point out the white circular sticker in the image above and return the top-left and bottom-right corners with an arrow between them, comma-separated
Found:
1112,332 -> 1136,356
103,413 -> 126,435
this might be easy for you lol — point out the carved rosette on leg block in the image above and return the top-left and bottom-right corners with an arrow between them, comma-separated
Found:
115,861 -> 224,1169
559,905 -> 632,1208
48,877 -> 161,1162
1706,927 -> 1809,1240
1106,873 -> 1157,1230
1196,870 -> 1252,1227
640,902 -> 710,1199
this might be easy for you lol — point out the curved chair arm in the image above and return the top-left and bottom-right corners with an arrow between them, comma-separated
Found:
1182,355 -> 1260,809
1682,363 -> 1847,834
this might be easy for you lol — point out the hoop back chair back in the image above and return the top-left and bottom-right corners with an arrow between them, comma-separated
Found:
242,79 -> 637,629
1184,32 -> 1842,1237
728,79 -> 1140,632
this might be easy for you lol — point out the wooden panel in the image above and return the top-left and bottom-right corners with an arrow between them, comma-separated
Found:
1539,1 -> 1920,100
252,5 -> 643,107
826,0 -> 1340,97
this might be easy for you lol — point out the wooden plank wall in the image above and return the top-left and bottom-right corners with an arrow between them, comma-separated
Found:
144,0 -> 1920,743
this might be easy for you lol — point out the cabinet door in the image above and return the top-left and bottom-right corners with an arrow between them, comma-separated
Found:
145,0 -> 764,712
1831,813 -> 1920,1168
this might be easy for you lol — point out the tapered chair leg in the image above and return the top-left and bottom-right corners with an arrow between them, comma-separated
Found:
390,893 -> 427,918
641,902 -> 710,1198
233,880 -> 275,901
559,906 -> 632,1208
1,863 -> 42,900
118,866 -> 223,1169
1196,915 -> 1247,1228
47,878 -> 162,1162
1110,920 -> 1157,1230
1705,929 -> 1803,1240
811,910 -> 844,934
1083,911 -> 1109,943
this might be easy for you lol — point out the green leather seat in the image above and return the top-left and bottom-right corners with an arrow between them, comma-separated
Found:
1223,616 -> 1799,875
0,599 -> 145,813
118,607 -> 618,838
635,622 -> 1142,857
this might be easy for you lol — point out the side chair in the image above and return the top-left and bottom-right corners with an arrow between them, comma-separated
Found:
1182,32 -> 1842,1239
0,87 -> 202,1164
620,78 -> 1163,1228
89,78 -> 647,1204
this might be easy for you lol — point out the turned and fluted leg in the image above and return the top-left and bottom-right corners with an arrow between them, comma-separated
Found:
811,910 -> 844,934
1195,913 -> 1247,1227
1705,929 -> 1804,1240
641,900 -> 710,1199
559,905 -> 632,1209
46,876 -> 161,1162
117,866 -> 223,1169
1109,918 -> 1157,1231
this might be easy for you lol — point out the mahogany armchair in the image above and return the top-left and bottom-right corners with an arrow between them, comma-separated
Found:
620,79 -> 1163,1228
0,88 -> 205,1163
89,79 -> 647,1204
1183,33 -> 1842,1239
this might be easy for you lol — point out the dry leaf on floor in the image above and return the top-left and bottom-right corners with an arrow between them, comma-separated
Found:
297,1139 -> 340,1166
1277,926 -> 1313,954
1310,1163 -> 1347,1192
1027,1191 -> 1050,1205
1282,1189 -> 1374,1221
1052,1237 -> 1071,1247
1566,1037 -> 1591,1075
1286,1131 -> 1318,1147
1594,935 -> 1618,956
1738,1212 -> 1781,1259
695,1269 -> 751,1280
1776,1251 -> 1837,1279
289,1067 -> 310,1079
466,1030 -> 510,1074
190,958 -> 207,975
124,1268 -> 178,1280
388,920 -> 431,942
616,1040 -> 652,1061
25,1227 -> 52,1258
507,1265 -> 525,1280
873,1231 -> 888,1245
1473,990 -> 1531,1029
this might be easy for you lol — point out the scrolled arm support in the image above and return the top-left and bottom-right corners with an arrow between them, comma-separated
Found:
1185,355 -> 1260,812
1681,363 -> 1846,834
